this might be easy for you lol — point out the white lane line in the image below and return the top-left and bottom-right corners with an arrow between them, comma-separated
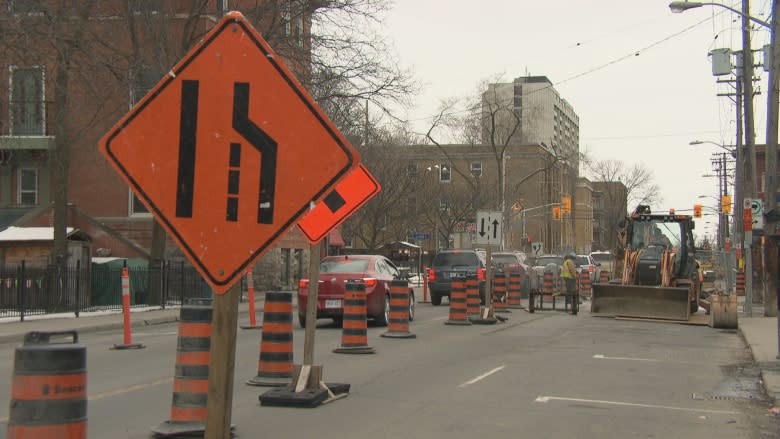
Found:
535,396 -> 738,415
458,365 -> 506,388
593,354 -> 663,362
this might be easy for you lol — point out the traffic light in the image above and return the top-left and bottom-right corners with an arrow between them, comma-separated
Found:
561,196 -> 571,215
693,203 -> 702,218
552,206 -> 561,220
722,195 -> 732,214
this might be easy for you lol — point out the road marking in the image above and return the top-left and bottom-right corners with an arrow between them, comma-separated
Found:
458,365 -> 506,388
534,395 -> 738,415
0,378 -> 173,424
593,354 -> 698,365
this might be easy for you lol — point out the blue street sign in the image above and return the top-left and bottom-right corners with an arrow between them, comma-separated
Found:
412,232 -> 430,240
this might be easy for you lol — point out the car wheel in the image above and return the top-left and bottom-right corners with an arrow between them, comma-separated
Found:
408,290 -> 415,321
298,312 -> 306,328
431,292 -> 442,306
374,294 -> 390,327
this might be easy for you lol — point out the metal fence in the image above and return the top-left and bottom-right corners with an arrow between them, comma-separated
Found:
697,249 -> 736,295
0,260 -> 214,321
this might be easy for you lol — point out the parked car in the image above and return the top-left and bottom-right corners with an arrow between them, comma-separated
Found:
590,251 -> 614,279
427,249 -> 486,306
575,254 -> 597,282
297,254 -> 414,328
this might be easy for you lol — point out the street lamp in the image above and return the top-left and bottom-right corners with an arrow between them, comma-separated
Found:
689,140 -> 736,158
669,2 -> 771,27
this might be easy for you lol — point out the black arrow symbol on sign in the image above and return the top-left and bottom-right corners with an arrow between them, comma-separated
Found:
492,219 -> 499,239
479,217 -> 486,237
233,82 -> 278,224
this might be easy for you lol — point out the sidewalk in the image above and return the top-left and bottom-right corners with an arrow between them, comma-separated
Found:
738,306 -> 780,404
0,300 -> 260,345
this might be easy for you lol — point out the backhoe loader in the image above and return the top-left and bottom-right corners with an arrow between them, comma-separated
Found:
591,205 -> 702,321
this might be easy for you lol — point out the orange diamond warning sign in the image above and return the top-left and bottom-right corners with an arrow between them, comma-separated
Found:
98,12 -> 360,294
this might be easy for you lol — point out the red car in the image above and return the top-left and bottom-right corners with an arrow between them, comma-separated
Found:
297,254 -> 415,327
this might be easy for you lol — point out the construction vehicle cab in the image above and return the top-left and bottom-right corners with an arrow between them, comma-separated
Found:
591,205 -> 701,321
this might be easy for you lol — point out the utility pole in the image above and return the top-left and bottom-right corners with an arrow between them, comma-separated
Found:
763,0 -> 780,320
742,0 -> 758,314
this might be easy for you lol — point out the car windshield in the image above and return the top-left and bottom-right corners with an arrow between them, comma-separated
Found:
320,258 -> 369,273
535,256 -> 562,266
492,255 -> 518,265
575,256 -> 590,266
434,252 -> 480,267
591,253 -> 612,263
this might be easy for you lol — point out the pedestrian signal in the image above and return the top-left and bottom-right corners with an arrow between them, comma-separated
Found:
552,206 -> 561,220
693,203 -> 702,218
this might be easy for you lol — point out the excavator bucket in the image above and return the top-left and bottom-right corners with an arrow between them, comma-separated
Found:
591,283 -> 691,321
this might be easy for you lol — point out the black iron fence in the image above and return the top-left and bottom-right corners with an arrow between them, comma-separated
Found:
0,260 -> 214,321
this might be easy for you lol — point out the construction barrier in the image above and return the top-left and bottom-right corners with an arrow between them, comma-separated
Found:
334,281 -> 375,354
112,267 -> 145,350
419,270 -> 431,303
7,331 -> 87,439
247,291 -> 293,386
241,269 -> 262,330
152,299 -> 213,437
465,275 -> 481,316
599,270 -> 609,283
542,272 -> 554,302
736,271 -> 745,296
445,276 -> 471,325
492,273 -> 510,313
507,272 -> 523,309
579,272 -> 592,298
381,279 -> 416,339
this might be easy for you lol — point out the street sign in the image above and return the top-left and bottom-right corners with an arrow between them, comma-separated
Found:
412,232 -> 430,241
531,242 -> 543,256
298,164 -> 380,243
475,210 -> 502,246
98,12 -> 360,293
751,198 -> 764,230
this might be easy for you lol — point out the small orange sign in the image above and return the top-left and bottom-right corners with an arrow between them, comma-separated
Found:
298,164 -> 380,243
98,12 -> 359,293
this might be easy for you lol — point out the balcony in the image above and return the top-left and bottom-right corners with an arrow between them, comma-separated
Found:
0,136 -> 55,151
1,101 -> 55,151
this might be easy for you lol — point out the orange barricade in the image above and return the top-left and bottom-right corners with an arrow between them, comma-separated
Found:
111,267 -> 145,350
7,331 -> 87,439
419,269 -> 431,303
507,272 -> 523,309
247,291 -> 293,386
736,271 -> 746,296
445,276 -> 471,325
241,269 -> 262,330
579,272 -> 592,298
492,273 -> 510,313
381,279 -> 416,339
543,272 -> 554,301
465,275 -> 481,316
152,299 -> 213,437
334,281 -> 375,354
599,270 -> 609,283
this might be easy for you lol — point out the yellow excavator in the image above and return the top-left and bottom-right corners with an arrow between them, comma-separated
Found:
591,205 -> 702,321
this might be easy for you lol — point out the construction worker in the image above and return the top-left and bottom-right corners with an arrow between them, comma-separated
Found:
561,254 -> 578,314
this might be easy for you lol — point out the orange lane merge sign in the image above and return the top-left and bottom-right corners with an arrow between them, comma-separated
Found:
98,12 -> 360,294
298,164 -> 381,243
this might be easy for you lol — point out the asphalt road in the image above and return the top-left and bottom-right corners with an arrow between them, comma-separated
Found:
0,301 -> 778,438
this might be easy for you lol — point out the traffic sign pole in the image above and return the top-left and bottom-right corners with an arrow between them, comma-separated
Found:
204,283 -> 240,438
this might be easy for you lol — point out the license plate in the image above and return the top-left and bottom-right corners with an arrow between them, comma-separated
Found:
324,299 -> 342,309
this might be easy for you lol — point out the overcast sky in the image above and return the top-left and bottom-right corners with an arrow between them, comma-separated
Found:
379,0 -> 773,242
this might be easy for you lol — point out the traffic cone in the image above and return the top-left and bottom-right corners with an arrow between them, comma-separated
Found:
111,267 -> 145,350
492,273 -> 511,313
465,275 -> 481,317
247,291 -> 294,386
445,276 -> 471,325
152,299 -> 218,437
241,269 -> 262,330
507,272 -> 523,309
381,279 -> 416,338
334,281 -> 375,354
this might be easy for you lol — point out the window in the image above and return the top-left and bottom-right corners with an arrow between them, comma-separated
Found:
18,168 -> 37,205
470,162 -> 482,177
10,66 -> 45,136
129,0 -> 163,13
406,163 -> 418,175
281,248 -> 291,286
129,189 -> 151,215
439,164 -> 451,182
9,0 -> 44,14
281,1 -> 292,37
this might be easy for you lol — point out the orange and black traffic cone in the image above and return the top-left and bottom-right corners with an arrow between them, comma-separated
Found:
381,279 -> 416,339
247,291 -> 294,386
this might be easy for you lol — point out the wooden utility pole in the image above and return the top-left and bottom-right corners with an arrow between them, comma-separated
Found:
742,0 -> 758,314
204,283 -> 240,438
763,0 -> 780,318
